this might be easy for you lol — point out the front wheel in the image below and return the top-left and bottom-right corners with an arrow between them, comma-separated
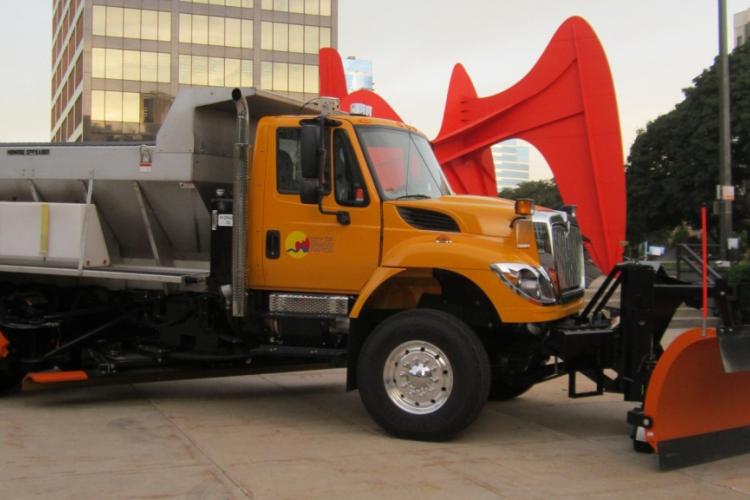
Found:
357,309 -> 490,441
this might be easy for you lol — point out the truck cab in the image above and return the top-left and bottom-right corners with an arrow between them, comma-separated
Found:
250,112 -> 584,319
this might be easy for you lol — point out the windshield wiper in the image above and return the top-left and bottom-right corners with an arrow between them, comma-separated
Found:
393,194 -> 432,200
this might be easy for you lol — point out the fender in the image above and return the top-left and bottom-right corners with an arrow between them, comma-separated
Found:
350,267 -> 406,318
352,234 -> 581,324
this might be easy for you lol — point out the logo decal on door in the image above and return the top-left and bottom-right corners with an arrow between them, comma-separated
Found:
285,231 -> 310,259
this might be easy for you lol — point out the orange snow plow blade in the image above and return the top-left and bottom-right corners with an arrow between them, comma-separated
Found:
642,327 -> 750,469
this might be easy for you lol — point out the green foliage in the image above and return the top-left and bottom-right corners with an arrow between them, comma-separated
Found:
727,260 -> 750,321
670,223 -> 690,246
727,260 -> 750,287
626,43 -> 750,245
500,179 -> 562,208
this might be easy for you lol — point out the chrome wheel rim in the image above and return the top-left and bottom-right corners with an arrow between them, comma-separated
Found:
383,340 -> 453,415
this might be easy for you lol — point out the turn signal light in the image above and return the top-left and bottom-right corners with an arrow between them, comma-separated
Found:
515,199 -> 535,216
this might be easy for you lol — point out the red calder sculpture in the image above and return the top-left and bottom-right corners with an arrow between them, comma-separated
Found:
319,16 -> 625,274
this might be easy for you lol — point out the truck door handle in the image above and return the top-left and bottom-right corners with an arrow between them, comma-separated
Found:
266,230 -> 280,259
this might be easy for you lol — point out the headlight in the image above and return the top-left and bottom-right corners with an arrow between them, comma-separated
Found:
490,263 -> 557,305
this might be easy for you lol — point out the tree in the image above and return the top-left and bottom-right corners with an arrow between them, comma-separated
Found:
500,179 -> 562,208
626,42 -> 750,245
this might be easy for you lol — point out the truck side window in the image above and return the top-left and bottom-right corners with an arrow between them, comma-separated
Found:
333,129 -> 368,206
277,128 -> 302,194
276,127 -> 330,195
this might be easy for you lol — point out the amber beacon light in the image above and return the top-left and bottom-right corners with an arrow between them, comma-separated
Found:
514,199 -> 535,216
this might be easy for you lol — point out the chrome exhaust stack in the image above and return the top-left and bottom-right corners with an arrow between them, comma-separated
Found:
231,88 -> 250,317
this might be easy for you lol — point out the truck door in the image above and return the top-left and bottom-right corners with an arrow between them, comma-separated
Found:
262,122 -> 381,293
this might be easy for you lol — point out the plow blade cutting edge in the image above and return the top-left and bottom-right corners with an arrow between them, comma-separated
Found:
641,327 -> 750,469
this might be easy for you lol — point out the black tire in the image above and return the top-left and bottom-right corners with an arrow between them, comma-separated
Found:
357,309 -> 490,441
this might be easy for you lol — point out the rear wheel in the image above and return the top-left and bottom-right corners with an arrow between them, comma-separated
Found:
357,309 -> 490,441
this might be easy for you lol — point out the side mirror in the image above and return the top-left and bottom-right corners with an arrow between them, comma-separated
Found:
300,178 -> 320,205
301,123 -> 321,179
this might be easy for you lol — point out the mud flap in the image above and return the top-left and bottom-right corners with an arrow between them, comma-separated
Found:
641,328 -> 750,469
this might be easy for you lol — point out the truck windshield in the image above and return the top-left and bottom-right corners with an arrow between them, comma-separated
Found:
356,126 -> 451,200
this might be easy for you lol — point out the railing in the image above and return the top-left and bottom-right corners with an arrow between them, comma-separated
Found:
675,243 -> 723,283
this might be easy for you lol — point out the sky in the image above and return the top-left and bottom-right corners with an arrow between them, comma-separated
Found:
2,1 -> 750,180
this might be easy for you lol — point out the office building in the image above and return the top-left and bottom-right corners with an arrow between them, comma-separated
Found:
492,140 -> 530,192
342,57 -> 373,92
735,8 -> 750,47
51,0 -> 337,142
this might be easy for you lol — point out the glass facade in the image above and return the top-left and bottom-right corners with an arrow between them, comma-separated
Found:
260,22 -> 330,53
92,6 -> 172,41
51,0 -> 337,143
492,140 -> 530,191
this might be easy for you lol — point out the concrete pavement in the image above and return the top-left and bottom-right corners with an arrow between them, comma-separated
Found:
1,369 -> 749,499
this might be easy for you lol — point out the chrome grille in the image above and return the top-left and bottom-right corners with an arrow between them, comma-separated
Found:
551,223 -> 584,291
269,293 -> 349,316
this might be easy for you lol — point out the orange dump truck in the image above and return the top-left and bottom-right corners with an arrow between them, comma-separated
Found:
0,88 -> 748,469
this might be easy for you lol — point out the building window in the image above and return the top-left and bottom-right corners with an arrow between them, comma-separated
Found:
261,22 -> 273,50
261,22 -> 330,53
181,0 -> 253,7
209,16 -> 225,45
304,26 -> 318,54
92,48 -> 171,83
273,23 -> 288,51
266,0 -> 327,15
225,58 -> 241,87
105,48 -> 123,79
226,18 -> 241,47
273,62 -> 288,91
261,62 -> 318,93
304,0 -> 319,15
92,90 -> 142,123
92,6 -> 171,41
179,55 -> 252,86
93,6 -> 106,36
209,57 -> 224,86
289,64 -> 303,93
180,14 -> 253,48
123,8 -> 140,38
289,24 -> 303,52
304,65 -> 318,93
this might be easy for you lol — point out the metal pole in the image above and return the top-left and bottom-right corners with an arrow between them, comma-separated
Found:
718,0 -> 733,261
702,205 -> 708,337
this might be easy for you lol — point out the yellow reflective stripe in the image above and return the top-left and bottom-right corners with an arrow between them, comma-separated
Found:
39,203 -> 49,256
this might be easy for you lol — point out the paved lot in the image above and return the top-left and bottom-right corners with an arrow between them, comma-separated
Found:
2,368 -> 749,500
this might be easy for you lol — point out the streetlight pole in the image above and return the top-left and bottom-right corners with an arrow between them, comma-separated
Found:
718,0 -> 733,261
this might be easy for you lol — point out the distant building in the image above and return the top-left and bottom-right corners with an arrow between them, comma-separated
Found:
735,8 -> 750,47
492,140 -> 530,192
51,0 -> 338,142
343,57 -> 373,92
